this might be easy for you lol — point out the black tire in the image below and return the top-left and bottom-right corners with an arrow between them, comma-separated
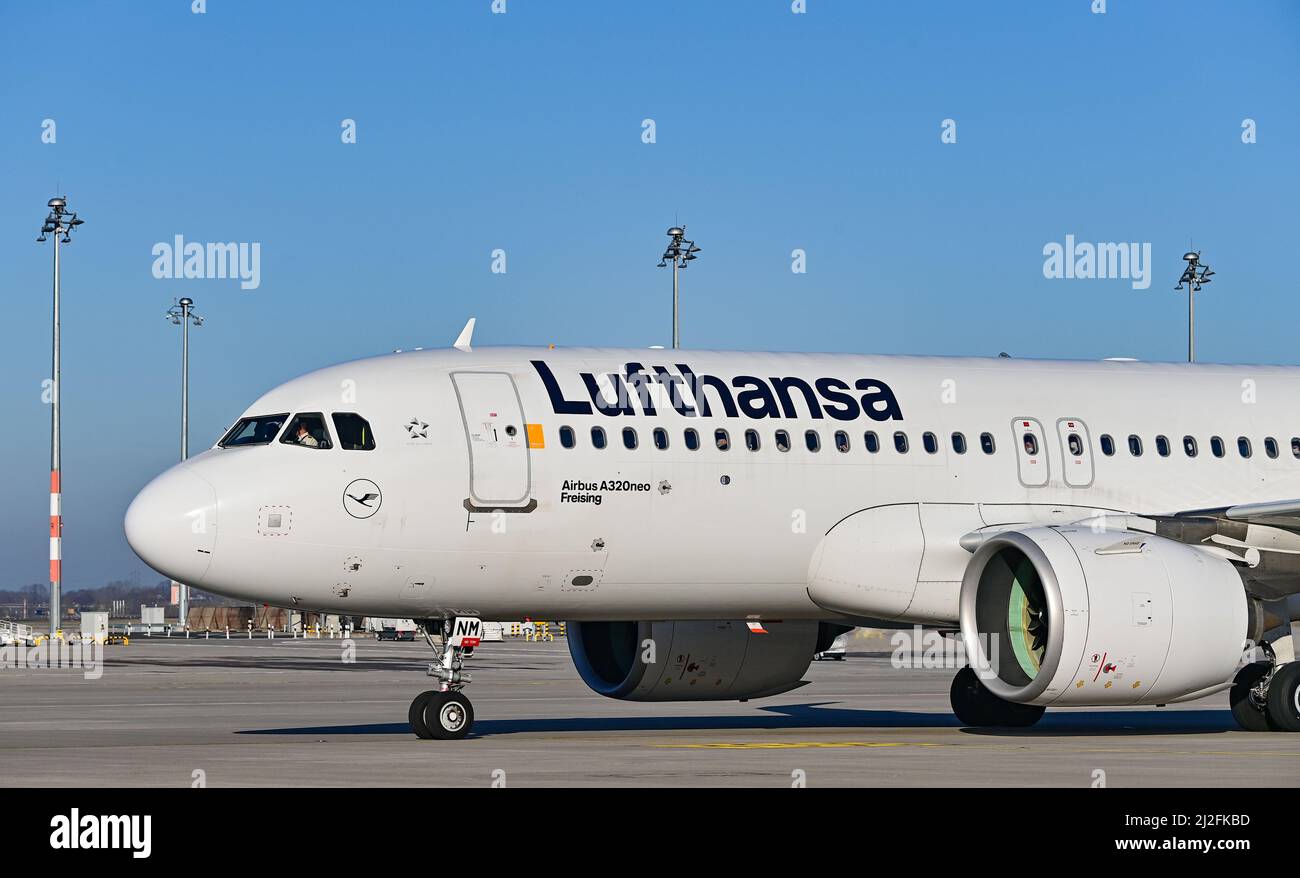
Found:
951,666 -> 994,726
1229,662 -> 1276,732
408,690 -> 435,739
423,691 -> 474,740
950,666 -> 1045,728
1266,662 -> 1300,732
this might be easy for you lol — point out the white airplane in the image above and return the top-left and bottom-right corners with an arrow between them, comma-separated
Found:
124,321 -> 1300,739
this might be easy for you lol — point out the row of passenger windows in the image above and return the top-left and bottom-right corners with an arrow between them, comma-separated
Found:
218,412 -> 376,451
557,424 -> 1300,462
558,425 -> 1000,455
1097,432 -> 1300,460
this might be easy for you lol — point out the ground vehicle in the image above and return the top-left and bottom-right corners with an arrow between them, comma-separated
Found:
367,618 -> 417,641
813,630 -> 851,661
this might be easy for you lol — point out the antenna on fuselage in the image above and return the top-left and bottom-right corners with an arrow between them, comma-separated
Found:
453,317 -> 476,352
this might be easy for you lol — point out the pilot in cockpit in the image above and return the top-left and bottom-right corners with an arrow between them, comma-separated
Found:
294,420 -> 320,447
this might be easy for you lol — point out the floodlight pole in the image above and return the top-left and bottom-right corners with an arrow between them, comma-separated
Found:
167,297 -> 203,628
177,299 -> 196,460
658,226 -> 700,350
672,258 -> 680,350
37,196 -> 83,634
51,229 -> 61,629
1176,251 -> 1213,364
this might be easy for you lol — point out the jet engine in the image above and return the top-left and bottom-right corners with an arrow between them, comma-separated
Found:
568,620 -> 844,701
958,527 -> 1251,706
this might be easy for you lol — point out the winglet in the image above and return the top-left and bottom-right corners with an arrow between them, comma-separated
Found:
453,317 -> 476,352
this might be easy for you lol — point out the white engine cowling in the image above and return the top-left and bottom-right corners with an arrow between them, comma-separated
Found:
958,527 -> 1250,706
568,620 -> 828,701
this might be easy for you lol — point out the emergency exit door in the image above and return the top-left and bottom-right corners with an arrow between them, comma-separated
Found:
451,372 -> 531,507
1056,418 -> 1094,487
1011,417 -> 1049,487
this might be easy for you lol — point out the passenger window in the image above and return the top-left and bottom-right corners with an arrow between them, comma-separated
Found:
684,428 -> 700,451
745,429 -> 761,452
834,431 -> 850,453
559,426 -> 575,448
1183,435 -> 1197,457
1292,437 -> 1300,459
331,413 -> 376,450
952,432 -> 967,454
715,429 -> 731,451
1265,437 -> 1279,459
623,427 -> 638,450
1022,433 -> 1039,456
1155,435 -> 1170,457
280,413 -> 332,449
653,427 -> 669,450
1067,433 -> 1083,457
1211,436 -> 1225,458
864,431 -> 880,453
775,430 -> 791,452
591,426 -> 607,449
1127,434 -> 1142,456
805,430 -> 821,452
922,432 -> 938,454
1238,436 -> 1252,458
1099,434 -> 1115,456
980,432 -> 996,454
894,431 -> 909,453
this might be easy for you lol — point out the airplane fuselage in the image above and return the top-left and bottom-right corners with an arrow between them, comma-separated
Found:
125,347 -> 1300,624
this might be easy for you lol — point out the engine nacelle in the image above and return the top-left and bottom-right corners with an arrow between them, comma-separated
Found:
568,620 -> 834,701
959,527 -> 1250,706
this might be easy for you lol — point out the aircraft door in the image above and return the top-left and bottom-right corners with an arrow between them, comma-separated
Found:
1011,417 -> 1049,487
1055,418 -> 1094,487
451,371 -> 532,508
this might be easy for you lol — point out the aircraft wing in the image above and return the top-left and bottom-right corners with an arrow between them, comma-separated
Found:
1155,500 -> 1300,601
1172,498 -> 1300,532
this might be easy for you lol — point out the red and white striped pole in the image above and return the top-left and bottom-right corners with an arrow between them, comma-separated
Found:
49,470 -> 61,599
49,216 -> 63,632
38,196 -> 82,633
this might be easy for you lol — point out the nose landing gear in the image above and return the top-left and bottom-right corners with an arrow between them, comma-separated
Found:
409,617 -> 482,740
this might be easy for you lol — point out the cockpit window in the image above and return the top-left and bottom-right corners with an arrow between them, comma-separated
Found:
332,413 -> 376,450
280,413 -> 333,449
219,413 -> 289,447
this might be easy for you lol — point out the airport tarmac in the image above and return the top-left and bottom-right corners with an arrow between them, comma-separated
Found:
0,636 -> 1296,787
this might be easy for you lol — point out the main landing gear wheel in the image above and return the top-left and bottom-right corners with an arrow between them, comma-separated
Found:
423,691 -> 475,740
1229,662 -> 1277,732
1265,662 -> 1300,732
950,666 -> 1045,728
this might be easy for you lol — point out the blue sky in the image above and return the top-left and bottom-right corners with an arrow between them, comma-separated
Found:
1,0 -> 1297,589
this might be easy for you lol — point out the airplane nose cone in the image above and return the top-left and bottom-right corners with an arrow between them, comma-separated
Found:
124,465 -> 218,585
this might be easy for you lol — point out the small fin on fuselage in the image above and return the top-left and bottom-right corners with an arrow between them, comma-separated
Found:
453,317 -> 476,352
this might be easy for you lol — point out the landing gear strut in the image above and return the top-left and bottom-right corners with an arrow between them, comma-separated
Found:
1230,650 -> 1276,732
409,617 -> 482,740
1229,640 -> 1300,733
950,666 -> 1045,728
